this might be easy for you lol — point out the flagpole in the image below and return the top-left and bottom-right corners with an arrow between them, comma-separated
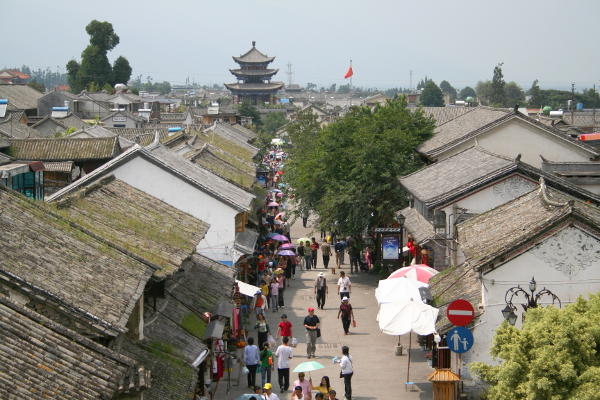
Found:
350,59 -> 353,100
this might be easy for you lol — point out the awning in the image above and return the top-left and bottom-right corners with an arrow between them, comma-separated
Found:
235,280 -> 261,297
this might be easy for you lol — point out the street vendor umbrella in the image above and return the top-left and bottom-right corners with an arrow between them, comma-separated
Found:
293,360 -> 325,379
388,265 -> 439,284
375,277 -> 429,306
271,235 -> 289,242
278,250 -> 295,256
297,238 -> 310,244
268,202 -> 280,207
276,171 -> 284,175
279,243 -> 295,249
377,299 -> 439,336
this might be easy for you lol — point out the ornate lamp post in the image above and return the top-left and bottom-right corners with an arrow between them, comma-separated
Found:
502,277 -> 561,325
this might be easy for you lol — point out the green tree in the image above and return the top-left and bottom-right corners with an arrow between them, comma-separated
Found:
286,96 -> 435,233
527,79 -> 543,108
470,294 -> 600,400
329,83 -> 337,92
78,44 -> 113,88
420,81 -> 445,107
27,78 -> 44,92
490,63 -> 507,107
263,112 -> 287,135
238,100 -> 262,126
475,80 -> 493,104
417,76 -> 431,90
459,86 -> 477,100
504,81 -> 525,107
86,20 -> 120,53
112,56 -> 132,86
439,80 -> 457,96
338,84 -> 351,94
306,83 -> 317,91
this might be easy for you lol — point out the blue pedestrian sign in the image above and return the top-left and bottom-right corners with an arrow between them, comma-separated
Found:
448,326 -> 474,354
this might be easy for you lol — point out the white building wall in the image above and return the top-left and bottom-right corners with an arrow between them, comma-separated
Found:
437,119 -> 594,168
110,156 -> 237,263
460,225 -> 600,389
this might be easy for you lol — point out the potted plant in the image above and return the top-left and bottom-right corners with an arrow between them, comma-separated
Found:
417,336 -> 427,351
425,353 -> 433,367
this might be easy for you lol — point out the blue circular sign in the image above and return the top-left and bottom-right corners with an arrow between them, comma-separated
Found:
448,326 -> 474,354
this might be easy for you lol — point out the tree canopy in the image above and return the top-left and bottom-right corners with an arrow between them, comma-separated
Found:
238,100 -> 262,126
489,63 -> 507,107
285,96 -> 435,234
66,20 -> 132,93
459,86 -> 477,100
420,81 -> 445,107
470,294 -> 600,400
527,79 -> 543,108
440,80 -> 457,96
262,112 -> 287,135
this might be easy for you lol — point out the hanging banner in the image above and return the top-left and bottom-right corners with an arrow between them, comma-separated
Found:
382,235 -> 399,260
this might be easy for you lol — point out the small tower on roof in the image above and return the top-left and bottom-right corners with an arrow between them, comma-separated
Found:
224,41 -> 284,105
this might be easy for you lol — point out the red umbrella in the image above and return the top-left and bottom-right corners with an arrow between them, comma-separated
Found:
276,171 -> 284,175
388,265 -> 439,284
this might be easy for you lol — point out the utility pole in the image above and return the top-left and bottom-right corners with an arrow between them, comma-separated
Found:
286,61 -> 293,86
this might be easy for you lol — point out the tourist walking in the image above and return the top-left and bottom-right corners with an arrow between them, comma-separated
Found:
301,208 -> 309,228
315,376 -> 333,397
337,271 -> 351,300
303,307 -> 320,358
275,337 -> 294,393
254,313 -> 271,346
310,238 -> 320,269
243,337 -> 260,388
334,239 -> 344,273
314,272 -> 328,310
275,314 -> 293,343
297,241 -> 306,270
336,346 -> 353,400
277,272 -> 286,308
260,342 -> 274,387
253,290 -> 268,318
321,239 -> 332,270
337,297 -> 354,335
263,383 -> 281,400
270,277 -> 279,312
347,235 -> 360,274
304,242 -> 312,271
292,372 -> 313,400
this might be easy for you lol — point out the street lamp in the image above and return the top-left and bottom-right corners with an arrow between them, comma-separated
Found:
394,212 -> 406,267
502,276 -> 561,325
363,229 -> 373,246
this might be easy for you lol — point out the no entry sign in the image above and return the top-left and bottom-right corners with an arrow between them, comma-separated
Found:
447,299 -> 475,326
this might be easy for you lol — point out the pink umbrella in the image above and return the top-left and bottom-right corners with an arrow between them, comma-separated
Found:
268,202 -> 279,207
278,250 -> 295,256
388,265 -> 439,284
279,243 -> 295,249
276,212 -> 286,219
271,235 -> 289,242
276,192 -> 283,198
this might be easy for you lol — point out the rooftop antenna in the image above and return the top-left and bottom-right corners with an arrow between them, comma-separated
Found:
409,70 -> 413,91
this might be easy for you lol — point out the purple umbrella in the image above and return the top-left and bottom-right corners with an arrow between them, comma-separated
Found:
279,243 -> 295,249
278,250 -> 295,256
271,235 -> 289,242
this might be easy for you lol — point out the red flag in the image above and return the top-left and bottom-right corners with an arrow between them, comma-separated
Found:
344,65 -> 353,79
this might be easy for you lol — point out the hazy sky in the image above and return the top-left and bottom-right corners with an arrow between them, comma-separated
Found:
3,0 -> 599,92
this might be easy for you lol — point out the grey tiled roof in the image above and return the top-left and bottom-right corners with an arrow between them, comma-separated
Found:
205,122 -> 260,156
0,114 -> 45,138
235,229 -> 259,255
400,207 -> 437,245
229,123 -> 258,140
0,294 -> 139,400
417,107 -> 599,159
31,113 -> 89,131
68,124 -> 117,138
101,110 -> 147,123
0,84 -> 44,110
50,175 -> 210,279
80,91 -> 114,102
41,161 -> 73,172
187,145 -> 256,191
9,137 -> 121,161
233,44 -> 276,64
414,106 -> 475,127
0,152 -> 12,165
0,185 -> 155,334
400,145 -> 600,208
229,68 -> 279,77
47,142 -> 255,212
458,184 -> 600,273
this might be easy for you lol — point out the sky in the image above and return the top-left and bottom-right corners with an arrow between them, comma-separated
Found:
3,0 -> 600,92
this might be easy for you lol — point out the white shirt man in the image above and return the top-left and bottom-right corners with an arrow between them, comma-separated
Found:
337,272 -> 351,301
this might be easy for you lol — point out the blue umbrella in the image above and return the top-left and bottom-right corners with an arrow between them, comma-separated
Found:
235,394 -> 261,400
266,233 -> 278,238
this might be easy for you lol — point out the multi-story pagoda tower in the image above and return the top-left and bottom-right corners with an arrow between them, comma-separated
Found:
225,41 -> 284,105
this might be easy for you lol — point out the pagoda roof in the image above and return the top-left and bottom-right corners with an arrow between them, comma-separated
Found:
229,68 -> 279,78
233,42 -> 275,64
224,82 -> 284,93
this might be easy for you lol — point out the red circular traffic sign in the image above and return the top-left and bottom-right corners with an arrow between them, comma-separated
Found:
447,299 -> 475,326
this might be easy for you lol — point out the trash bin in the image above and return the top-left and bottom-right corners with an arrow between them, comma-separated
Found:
395,344 -> 403,356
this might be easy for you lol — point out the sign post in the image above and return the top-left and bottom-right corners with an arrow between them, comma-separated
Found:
447,299 -> 475,327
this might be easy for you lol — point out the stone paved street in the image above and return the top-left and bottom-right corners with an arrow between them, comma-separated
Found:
216,214 -> 435,400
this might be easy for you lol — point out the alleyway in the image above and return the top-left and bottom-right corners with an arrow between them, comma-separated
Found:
219,214 -> 434,400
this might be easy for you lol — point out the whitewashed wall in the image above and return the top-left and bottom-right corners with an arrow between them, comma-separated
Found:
461,224 -> 600,388
437,119 -> 594,168
110,156 -> 238,263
